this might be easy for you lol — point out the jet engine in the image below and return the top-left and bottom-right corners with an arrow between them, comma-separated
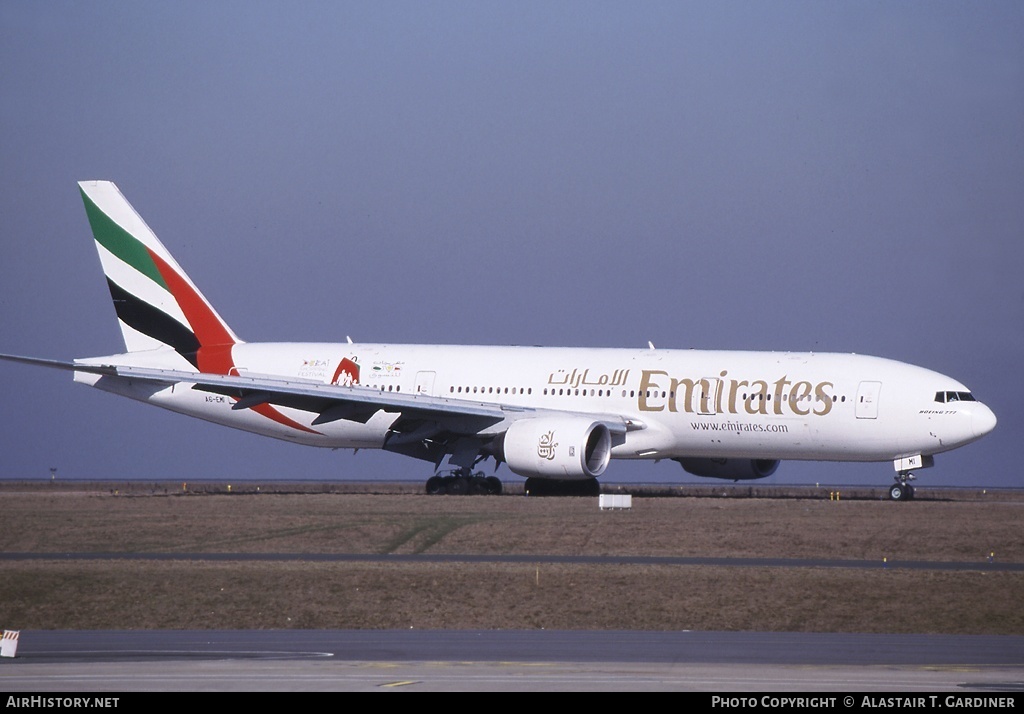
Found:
674,457 -> 780,481
502,417 -> 613,480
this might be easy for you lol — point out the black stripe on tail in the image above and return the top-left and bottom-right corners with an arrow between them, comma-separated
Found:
106,278 -> 200,368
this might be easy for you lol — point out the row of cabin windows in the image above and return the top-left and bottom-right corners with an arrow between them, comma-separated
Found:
543,387 -> 846,402
443,386 -> 848,403
545,388 -> 617,397
355,385 -> 972,409
358,385 -> 961,407
450,386 -> 533,395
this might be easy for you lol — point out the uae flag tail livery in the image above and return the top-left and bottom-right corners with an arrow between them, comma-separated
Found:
81,181 -> 239,373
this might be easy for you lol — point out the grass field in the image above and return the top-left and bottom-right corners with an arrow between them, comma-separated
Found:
1,483 -> 1021,633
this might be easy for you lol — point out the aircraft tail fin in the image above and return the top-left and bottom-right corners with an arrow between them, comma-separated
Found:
78,180 -> 241,371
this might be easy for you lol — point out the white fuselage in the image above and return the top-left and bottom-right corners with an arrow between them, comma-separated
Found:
77,342 -> 996,466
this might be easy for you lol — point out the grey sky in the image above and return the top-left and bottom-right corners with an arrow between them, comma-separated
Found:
1,2 -> 1021,487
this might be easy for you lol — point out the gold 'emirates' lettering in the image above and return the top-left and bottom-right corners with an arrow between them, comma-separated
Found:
637,370 -> 834,416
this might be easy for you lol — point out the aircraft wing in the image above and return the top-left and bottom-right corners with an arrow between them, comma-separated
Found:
121,365 -> 512,427
0,354 -> 630,462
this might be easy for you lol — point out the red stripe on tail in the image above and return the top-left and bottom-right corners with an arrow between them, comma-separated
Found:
147,248 -> 320,435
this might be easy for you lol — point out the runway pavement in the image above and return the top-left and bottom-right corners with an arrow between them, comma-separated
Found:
2,630 -> 1022,692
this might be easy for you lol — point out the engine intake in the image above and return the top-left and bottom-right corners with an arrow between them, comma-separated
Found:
503,417 -> 612,480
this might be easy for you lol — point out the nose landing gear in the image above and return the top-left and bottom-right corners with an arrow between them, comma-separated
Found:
889,473 -> 916,501
889,455 -> 932,501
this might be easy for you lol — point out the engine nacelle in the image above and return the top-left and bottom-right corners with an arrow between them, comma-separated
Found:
674,457 -> 780,481
502,417 -> 613,481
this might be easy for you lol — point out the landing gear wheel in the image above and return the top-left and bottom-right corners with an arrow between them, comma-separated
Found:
889,482 -> 916,501
484,476 -> 503,495
889,471 -> 917,501
425,475 -> 445,495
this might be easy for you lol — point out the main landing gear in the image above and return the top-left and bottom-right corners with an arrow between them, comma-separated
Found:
889,473 -> 916,501
425,468 -> 503,496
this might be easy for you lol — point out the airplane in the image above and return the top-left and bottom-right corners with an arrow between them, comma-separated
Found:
0,181 -> 997,500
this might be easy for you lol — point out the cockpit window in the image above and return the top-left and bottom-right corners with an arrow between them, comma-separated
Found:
934,391 -> 976,403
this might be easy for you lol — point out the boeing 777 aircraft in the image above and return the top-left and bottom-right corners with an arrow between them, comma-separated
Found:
0,181 -> 997,500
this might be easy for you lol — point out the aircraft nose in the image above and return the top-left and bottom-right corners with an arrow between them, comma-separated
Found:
973,404 -> 997,439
